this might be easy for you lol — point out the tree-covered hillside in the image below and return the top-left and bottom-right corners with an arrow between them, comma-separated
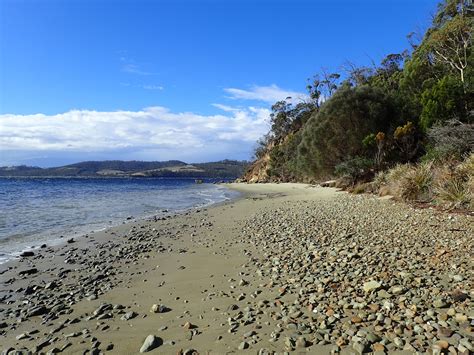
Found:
0,160 -> 248,179
245,0 -> 473,209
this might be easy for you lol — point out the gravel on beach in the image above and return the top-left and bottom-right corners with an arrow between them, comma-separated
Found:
0,184 -> 472,354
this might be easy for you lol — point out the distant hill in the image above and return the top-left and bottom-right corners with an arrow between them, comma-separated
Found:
0,160 -> 248,178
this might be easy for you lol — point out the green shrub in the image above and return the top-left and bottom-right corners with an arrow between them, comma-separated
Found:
298,85 -> 395,175
334,156 -> 373,182
420,76 -> 466,130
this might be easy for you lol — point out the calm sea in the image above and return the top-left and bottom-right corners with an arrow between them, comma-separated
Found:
0,177 -> 239,263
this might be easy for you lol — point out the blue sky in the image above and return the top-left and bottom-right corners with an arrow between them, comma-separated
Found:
0,0 -> 437,166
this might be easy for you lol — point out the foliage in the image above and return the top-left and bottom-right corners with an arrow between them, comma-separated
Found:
268,132 -> 303,181
425,120 -> 474,160
376,154 -> 473,210
253,134 -> 271,160
420,75 -> 466,129
298,85 -> 394,175
393,121 -> 423,162
248,0 -> 472,197
334,156 -> 373,182
388,162 -> 434,202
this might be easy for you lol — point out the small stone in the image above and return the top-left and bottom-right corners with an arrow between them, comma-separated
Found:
295,337 -> 307,348
16,333 -> 29,340
363,281 -> 381,293
238,341 -> 249,350
106,344 -> 114,351
150,304 -> 169,313
433,299 -> 449,308
438,327 -> 453,338
366,332 -> 381,343
434,340 -> 449,350
139,335 -> 162,353
183,322 -> 195,330
372,343 -> 385,352
353,341 -> 369,354
121,311 -> 137,321
459,339 -> 473,351
377,290 -> 391,299
391,286 -> 404,295
455,313 -> 468,323
393,337 -> 404,348
239,279 -> 249,286
20,251 -> 35,257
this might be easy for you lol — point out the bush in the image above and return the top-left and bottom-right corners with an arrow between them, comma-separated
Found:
399,162 -> 433,201
434,153 -> 474,209
334,156 -> 373,182
384,162 -> 433,202
425,121 -> 474,161
298,85 -> 395,175
420,75 -> 466,130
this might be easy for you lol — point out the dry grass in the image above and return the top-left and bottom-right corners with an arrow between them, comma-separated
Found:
433,154 -> 473,209
376,154 -> 473,210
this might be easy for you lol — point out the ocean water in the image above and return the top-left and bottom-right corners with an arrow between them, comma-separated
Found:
0,177 -> 239,263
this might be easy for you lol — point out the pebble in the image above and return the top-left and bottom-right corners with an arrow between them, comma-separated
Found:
139,335 -> 161,353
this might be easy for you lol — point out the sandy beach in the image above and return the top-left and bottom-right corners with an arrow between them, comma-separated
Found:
1,183 -> 472,354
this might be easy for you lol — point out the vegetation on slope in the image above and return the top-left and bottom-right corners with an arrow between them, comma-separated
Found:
0,160 -> 248,179
245,0 -> 473,209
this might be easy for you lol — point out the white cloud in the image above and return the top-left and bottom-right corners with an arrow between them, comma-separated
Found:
143,84 -> 164,90
0,84 -> 304,165
211,103 -> 240,112
0,106 -> 270,158
224,84 -> 307,103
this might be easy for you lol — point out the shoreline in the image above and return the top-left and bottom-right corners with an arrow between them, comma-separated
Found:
0,182 -> 239,265
1,183 -> 472,354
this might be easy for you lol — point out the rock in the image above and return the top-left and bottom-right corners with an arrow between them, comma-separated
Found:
139,335 -> 162,353
433,299 -> 449,308
353,341 -> 369,354
391,285 -> 404,295
20,251 -> 35,257
239,279 -> 249,286
45,281 -> 57,290
372,343 -> 385,352
451,290 -> 468,302
455,313 -> 468,323
438,327 -> 453,338
433,340 -> 449,351
377,290 -> 391,299
16,333 -> 29,340
366,332 -> 381,343
150,304 -> 170,313
227,304 -> 239,311
106,344 -> 114,351
393,337 -> 404,348
183,322 -> 195,329
238,341 -> 249,350
27,305 -> 49,317
459,339 -> 473,352
19,268 -> 38,276
295,336 -> 308,348
363,281 -> 381,292
121,311 -> 137,321
284,337 -> 295,349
